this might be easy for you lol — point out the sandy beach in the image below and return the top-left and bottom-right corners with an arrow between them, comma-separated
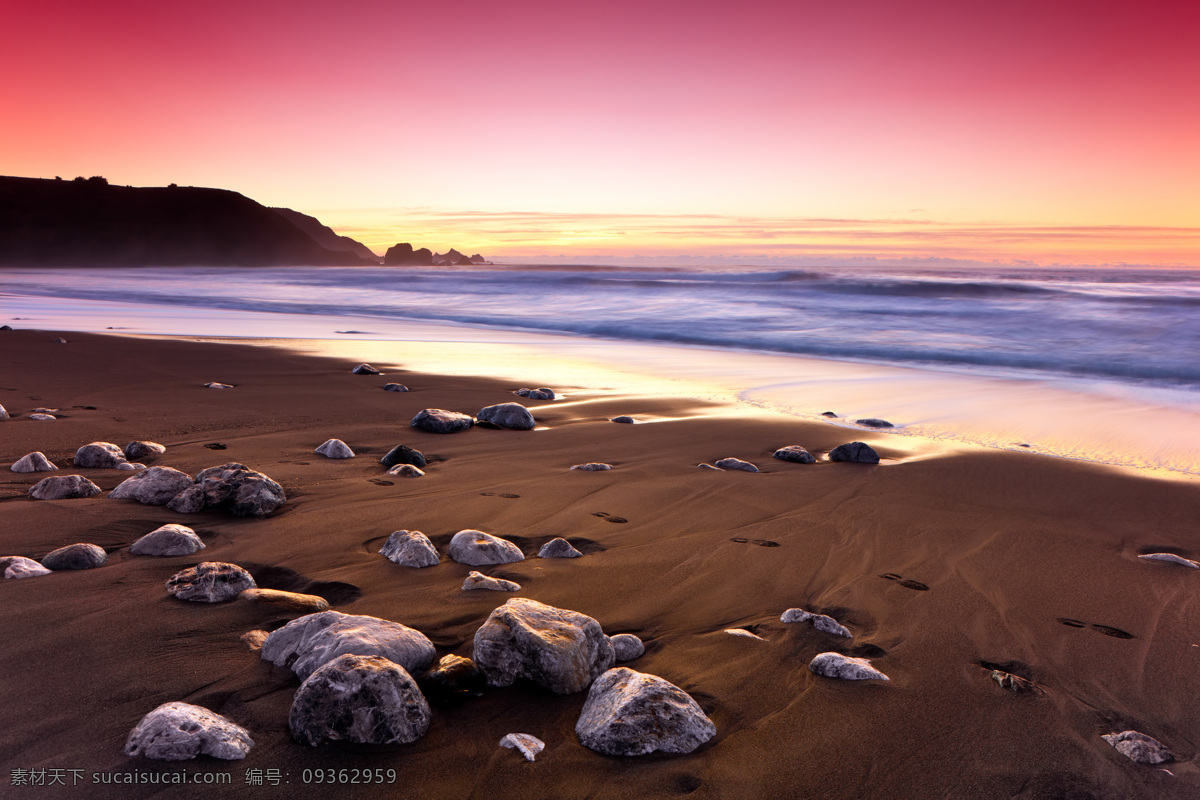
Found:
3,327 -> 1199,799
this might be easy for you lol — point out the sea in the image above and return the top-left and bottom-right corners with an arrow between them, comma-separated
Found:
4,264 -> 1200,476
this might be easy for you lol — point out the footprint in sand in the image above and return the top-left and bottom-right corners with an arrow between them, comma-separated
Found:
879,573 -> 929,591
1056,618 -> 1135,639
729,537 -> 780,547
592,512 -> 629,523
204,443 -> 228,450
500,493 -> 520,499
369,479 -> 394,486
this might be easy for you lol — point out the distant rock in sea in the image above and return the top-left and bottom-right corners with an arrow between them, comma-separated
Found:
383,243 -> 434,266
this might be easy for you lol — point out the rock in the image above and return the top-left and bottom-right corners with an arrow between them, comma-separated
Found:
773,445 -> 816,464
411,408 -> 474,434
610,416 -> 635,424
1102,730 -> 1173,764
242,630 -> 269,651
856,418 -> 894,428
780,609 -> 852,638
808,652 -> 889,681
527,388 -> 555,400
538,538 -> 583,558
117,462 -> 146,470
109,466 -> 195,505
571,462 -> 613,472
260,610 -> 436,680
576,667 -> 716,756
0,404 -> 7,419
203,382 -> 234,389
610,634 -> 645,661
724,628 -> 764,640
515,388 -> 532,397
418,654 -> 486,702
476,403 -> 536,431
166,463 -> 286,516
289,654 -> 431,746
387,464 -> 425,477
1,556 -> 52,579
714,457 -> 759,472
165,562 -> 256,602
124,441 -> 166,460
1138,553 -> 1200,569
315,439 -> 354,459
29,474 -> 101,500
33,407 -> 58,414
500,733 -> 545,762
29,414 -> 56,421
821,411 -> 838,418
473,598 -> 615,694
350,364 -> 380,375
384,242 -> 434,266
11,452 -> 58,472
462,571 -> 521,591
239,588 -> 330,612
124,702 -> 254,761
130,524 -> 205,556
448,530 -> 524,566
0,325 -> 8,331
380,530 -> 440,568
828,442 -> 880,464
74,442 -> 128,469
991,670 -> 1042,693
697,463 -> 723,471
380,444 -> 427,468
382,383 -> 409,392
54,337 -> 67,343
41,543 -> 107,570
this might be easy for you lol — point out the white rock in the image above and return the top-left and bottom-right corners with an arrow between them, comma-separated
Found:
448,530 -> 524,566
500,733 -> 545,762
379,530 -> 439,568
315,439 -> 355,459
697,463 -> 723,471
0,404 -> 7,420
809,652 -> 889,681
74,442 -> 127,468
203,382 -> 235,389
610,634 -> 645,661
165,562 -> 256,602
11,452 -> 58,473
116,462 -> 146,470
781,609 -> 852,638
1102,730 -> 1174,764
124,702 -> 253,761
576,667 -> 716,756
462,571 -> 521,591
714,457 -> 759,472
571,462 -> 613,471
260,610 -> 436,680
130,524 -> 205,556
110,466 -> 195,505
538,538 -> 583,558
387,464 -> 425,477
124,441 -> 166,460
29,475 -> 101,500
1,556 -> 53,579
29,413 -> 56,421
724,628 -> 765,640
1138,553 -> 1200,569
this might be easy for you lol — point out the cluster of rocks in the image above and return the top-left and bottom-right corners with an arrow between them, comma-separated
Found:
768,442 -> 880,465
410,403 -> 538,434
109,462 -> 286,516
380,529 -> 585,570
514,387 -> 555,400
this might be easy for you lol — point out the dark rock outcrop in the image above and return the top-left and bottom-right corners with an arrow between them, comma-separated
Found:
827,442 -> 880,464
166,463 -> 285,516
383,243 -> 434,266
476,403 -> 535,430
380,444 -> 426,469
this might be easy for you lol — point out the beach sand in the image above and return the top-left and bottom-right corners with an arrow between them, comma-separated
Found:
2,328 -> 1198,799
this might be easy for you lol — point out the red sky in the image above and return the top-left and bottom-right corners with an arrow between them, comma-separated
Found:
3,0 -> 1198,264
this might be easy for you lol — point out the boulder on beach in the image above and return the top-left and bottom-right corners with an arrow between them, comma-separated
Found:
130,524 -> 205,556
110,466 -> 195,506
411,408 -> 474,434
473,597 -> 615,694
1,556 -> 53,579
29,474 -> 101,500
515,388 -> 555,400
1138,553 -> 1200,569
538,538 -> 583,558
166,463 -> 286,516
448,530 -> 524,566
379,530 -> 440,568
165,562 -> 256,602
0,404 -> 8,420
476,402 -> 536,431
350,363 -> 380,375
610,415 -> 635,424
239,588 -> 330,613
11,452 -> 58,473
387,464 -> 425,477
29,413 -> 56,421
289,653 -> 431,747
500,733 -> 545,762
828,442 -> 880,464
462,571 -> 522,591
203,382 -> 234,389
382,383 -> 409,392
725,628 -> 765,640
124,441 -> 166,460
380,444 -> 426,468
418,654 -> 486,703
261,610 -> 436,680
315,439 -> 355,459
773,445 -> 816,464
781,609 -> 852,638
124,702 -> 254,761
41,543 -> 107,570
576,667 -> 716,756
714,457 -> 759,472
809,651 -> 888,680
610,633 -> 645,661
1102,730 -> 1173,764
856,418 -> 894,428
571,462 -> 613,471
74,442 -> 127,469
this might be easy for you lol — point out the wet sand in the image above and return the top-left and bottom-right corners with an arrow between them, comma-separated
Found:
2,328 -> 1198,799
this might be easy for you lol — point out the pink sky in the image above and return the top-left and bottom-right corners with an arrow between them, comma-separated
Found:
3,0 -> 1198,264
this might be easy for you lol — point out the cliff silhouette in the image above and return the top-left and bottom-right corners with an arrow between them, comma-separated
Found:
0,176 -> 379,266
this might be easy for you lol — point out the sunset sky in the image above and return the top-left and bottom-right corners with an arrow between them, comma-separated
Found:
3,0 -> 1198,265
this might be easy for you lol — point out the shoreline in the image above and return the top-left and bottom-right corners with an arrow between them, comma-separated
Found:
2,329 -> 1199,798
